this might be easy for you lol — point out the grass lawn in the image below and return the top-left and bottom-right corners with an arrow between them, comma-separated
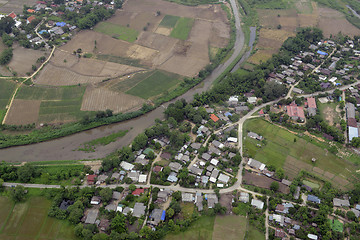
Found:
170,17 -> 194,40
243,118 -> 360,187
94,22 -> 138,43
160,15 -> 180,28
303,179 -> 320,189
246,225 -> 265,240
0,196 -> 78,240
212,215 -> 247,240
180,203 -> 195,219
329,219 -> 343,233
78,129 -> 128,152
126,70 -> 180,99
165,215 -> 215,240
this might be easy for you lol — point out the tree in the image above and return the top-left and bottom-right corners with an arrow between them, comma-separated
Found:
0,48 -> 13,65
92,233 -> 109,240
132,133 -> 148,151
270,181 -> 279,192
111,213 -> 127,234
17,164 -> 36,182
9,185 -> 26,202
166,208 -> 174,219
0,178 -> 3,192
100,188 -> 113,203
128,184 -> 136,193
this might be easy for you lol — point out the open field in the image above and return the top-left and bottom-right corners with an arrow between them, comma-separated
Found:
0,0 -> 38,13
160,15 -> 180,28
318,102 -> 341,126
126,70 -> 181,99
0,196 -> 78,240
12,85 -> 88,124
4,99 -> 41,125
212,215 -> 247,240
246,225 -> 265,240
243,171 -> 290,194
243,118 -> 360,190
94,22 -> 139,42
170,17 -> 195,40
0,79 -> 17,109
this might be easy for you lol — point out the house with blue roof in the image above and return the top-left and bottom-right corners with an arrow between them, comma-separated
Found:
317,50 -> 328,56
149,209 -> 165,225
56,22 -> 66,27
225,112 -> 232,117
307,195 -> 321,204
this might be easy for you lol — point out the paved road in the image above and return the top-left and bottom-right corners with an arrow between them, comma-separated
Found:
0,0 -> 246,162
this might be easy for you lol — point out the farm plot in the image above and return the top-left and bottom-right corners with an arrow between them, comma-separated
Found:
8,46 -> 49,76
170,17 -> 195,40
244,118 -> 359,189
0,196 -> 78,240
212,215 -> 247,240
243,171 -> 290,194
0,79 -> 17,122
81,86 -> 145,113
126,70 -> 181,99
160,15 -> 180,28
94,22 -> 139,42
4,99 -> 41,125
0,0 -> 37,13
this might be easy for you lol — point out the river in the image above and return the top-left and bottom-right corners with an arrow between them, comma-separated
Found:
0,0 -> 253,162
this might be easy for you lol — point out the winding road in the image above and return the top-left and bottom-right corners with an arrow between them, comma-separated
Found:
0,0 -> 248,162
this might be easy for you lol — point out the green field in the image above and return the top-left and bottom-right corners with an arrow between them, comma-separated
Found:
243,118 -> 360,188
303,179 -> 320,189
165,216 -> 215,240
16,85 -> 89,122
165,0 -> 219,5
329,219 -> 343,233
94,22 -> 139,42
170,17 -> 194,40
0,79 -> 16,109
126,70 -> 180,99
0,196 -> 78,240
160,15 -> 180,28
245,225 -> 265,240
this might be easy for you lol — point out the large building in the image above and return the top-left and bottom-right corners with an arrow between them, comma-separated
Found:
286,103 -> 305,121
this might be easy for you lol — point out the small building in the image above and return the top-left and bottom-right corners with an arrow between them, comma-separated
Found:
169,162 -> 182,172
112,191 -> 121,200
307,97 -> 317,116
307,195 -> 321,204
87,174 -> 96,185
195,192 -> 203,211
27,15 -> 36,24
91,196 -> 101,205
218,173 -> 230,184
349,126 -> 359,142
308,233 -> 318,240
133,202 -> 146,218
138,174 -> 147,183
59,200 -> 74,210
212,140 -> 224,149
153,166 -> 163,173
275,228 -> 286,238
210,169 -> 219,183
293,87 -> 304,94
182,192 -> 194,202
128,171 -> 140,182
281,179 -> 292,186
190,142 -> 202,150
85,209 -> 99,224
248,97 -> 257,104
333,198 -> 350,207
205,194 -> 218,208
111,172 -> 120,180
105,203 -> 117,212
202,153 -> 211,161
248,132 -> 263,140
239,192 -> 249,203
167,172 -> 178,182
149,209 -> 165,225
251,199 -> 264,210
210,114 -> 219,122
247,158 -> 266,171
210,159 -> 219,166
157,190 -> 170,203
120,161 -> 135,171
286,103 -> 305,121
160,152 -> 171,160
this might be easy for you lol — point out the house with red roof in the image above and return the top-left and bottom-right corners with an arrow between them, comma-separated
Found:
27,9 -> 35,13
132,188 -> 145,196
258,109 -> 264,116
87,174 -> 97,185
306,97 -> 317,116
27,15 -> 36,24
286,103 -> 305,122
210,114 -> 219,122
153,166 -> 163,173
8,12 -> 16,19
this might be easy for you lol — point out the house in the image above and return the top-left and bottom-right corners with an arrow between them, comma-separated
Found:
347,118 -> 357,128
133,202 -> 146,217
307,195 -> 321,204
123,207 -> 133,216
189,165 -> 202,175
138,174 -> 147,183
87,174 -> 96,185
149,209 -> 165,225
348,126 -> 358,142
85,209 -> 99,224
201,176 -> 209,185
132,188 -> 145,196
153,166 -> 163,173
210,159 -> 219,166
239,192 -> 249,203
157,190 -> 170,203
112,191 -> 121,200
143,148 -> 154,155
117,204 -> 124,212
27,15 -> 36,25
105,203 -> 117,212
190,142 -> 202,150
307,97 -> 317,116
247,158 -> 266,171
120,161 -> 134,171
293,87 -> 304,94
212,140 -> 224,149
27,9 -> 35,13
210,169 -> 219,183
294,186 -> 300,200
356,204 -> 360,211
227,137 -> 238,143
251,199 -> 264,210
169,162 -> 182,172
195,192 -> 203,211
128,171 -> 140,182
205,194 -> 218,208
97,174 -> 108,184
182,192 -> 194,202
351,208 -> 360,217
167,172 -> 178,182
333,198 -> 350,207
209,146 -> 221,155
286,77 -> 296,84
308,234 -> 318,240
218,173 -> 230,184
247,132 -> 263,140
235,106 -> 249,112
275,228 -> 286,238
8,12 -> 16,19
111,172 -> 120,180
281,179 -> 292,186
286,103 -> 305,121
346,103 -> 355,119
210,114 -> 219,122
91,196 -> 101,205
202,153 -> 211,161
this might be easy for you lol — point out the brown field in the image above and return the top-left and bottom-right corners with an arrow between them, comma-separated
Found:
317,7 -> 360,37
243,171 -> 290,194
0,0 -> 37,13
80,86 -> 145,113
248,49 -> 276,64
4,99 -> 41,125
8,46 -> 48,76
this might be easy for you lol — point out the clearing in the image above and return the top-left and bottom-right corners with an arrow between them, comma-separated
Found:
318,102 -> 341,126
212,215 -> 247,240
94,22 -> 139,42
243,118 -> 360,190
0,196 -> 78,240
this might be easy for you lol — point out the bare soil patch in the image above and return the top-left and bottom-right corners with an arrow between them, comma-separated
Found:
243,171 -> 290,194
9,46 -> 48,76
81,86 -> 145,113
317,7 -> 360,37
219,193 -> 233,214
155,27 -> 172,36
323,106 -> 335,125
4,99 -> 41,125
